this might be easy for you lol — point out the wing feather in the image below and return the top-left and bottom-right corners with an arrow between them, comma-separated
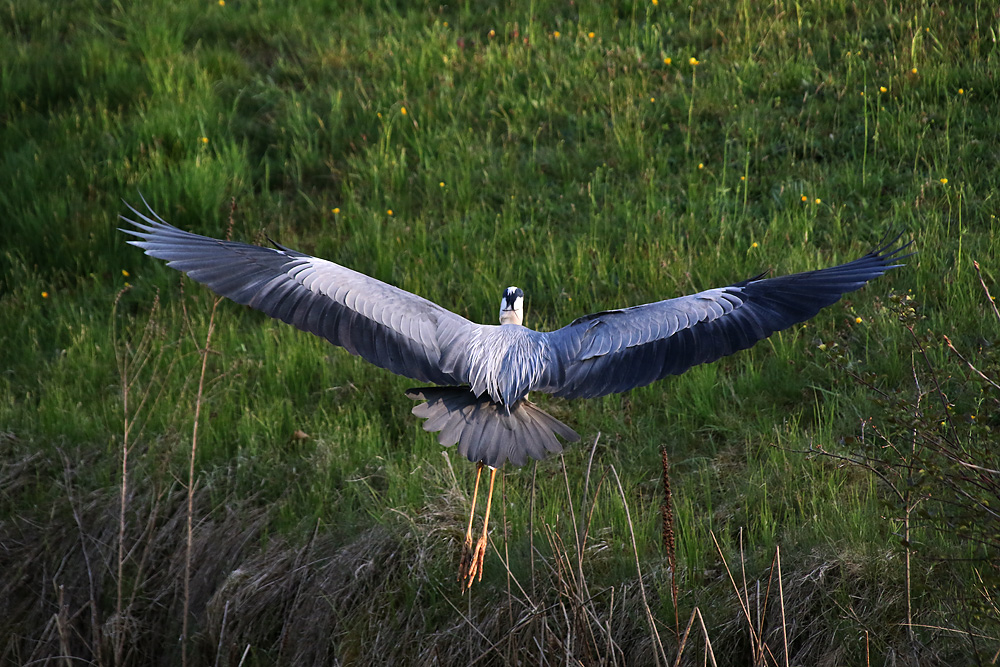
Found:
538,236 -> 912,399
121,202 -> 479,386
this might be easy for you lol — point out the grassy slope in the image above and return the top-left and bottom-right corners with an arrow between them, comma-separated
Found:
2,0 -> 998,664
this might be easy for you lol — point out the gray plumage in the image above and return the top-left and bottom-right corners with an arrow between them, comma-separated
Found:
121,201 -> 911,467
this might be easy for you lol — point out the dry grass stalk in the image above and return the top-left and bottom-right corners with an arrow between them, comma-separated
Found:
694,607 -> 719,667
775,545 -> 788,667
182,199 -> 236,667
711,531 -> 805,667
112,286 -> 169,666
672,607 -> 697,666
710,531 -> 761,654
182,293 -> 220,667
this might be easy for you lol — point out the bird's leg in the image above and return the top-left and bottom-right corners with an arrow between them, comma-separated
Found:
458,462 -> 484,583
465,466 -> 497,587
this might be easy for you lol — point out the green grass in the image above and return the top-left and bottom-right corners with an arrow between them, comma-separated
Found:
2,0 -> 999,664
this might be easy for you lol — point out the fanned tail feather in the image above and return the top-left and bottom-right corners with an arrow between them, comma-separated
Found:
406,387 -> 580,467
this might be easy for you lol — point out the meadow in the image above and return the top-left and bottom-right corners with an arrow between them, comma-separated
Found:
2,0 -> 998,664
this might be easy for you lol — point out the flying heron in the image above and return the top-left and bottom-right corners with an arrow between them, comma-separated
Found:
122,201 -> 910,587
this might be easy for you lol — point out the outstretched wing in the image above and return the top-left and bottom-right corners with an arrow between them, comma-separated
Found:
537,236 -> 912,399
121,202 -> 479,386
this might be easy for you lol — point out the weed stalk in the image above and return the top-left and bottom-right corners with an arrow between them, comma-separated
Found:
182,200 -> 235,667
659,446 -> 679,641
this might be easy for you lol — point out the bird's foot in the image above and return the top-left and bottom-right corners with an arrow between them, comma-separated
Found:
457,530 -> 475,584
460,533 -> 488,589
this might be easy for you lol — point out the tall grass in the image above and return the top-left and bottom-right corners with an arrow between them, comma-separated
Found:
2,0 -> 998,663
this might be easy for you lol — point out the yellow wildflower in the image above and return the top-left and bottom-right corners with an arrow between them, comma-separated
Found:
815,198 -> 821,204
122,269 -> 130,277
200,137 -> 208,144
911,67 -> 918,74
940,178 -> 948,185
879,86 -> 887,93
41,291 -> 49,299
650,97 -> 655,103
387,209 -> 394,216
400,107 -> 407,115
553,31 -> 561,39
689,56 -> 699,66
697,163 -> 704,169
218,0 -> 224,5
332,207 -> 340,214
751,242 -> 758,248
663,57 -> 671,65
439,182 -> 445,187
800,195 -> 807,202
958,88 -> 964,95
855,317 -> 863,324
588,32 -> 595,39
489,29 -> 495,38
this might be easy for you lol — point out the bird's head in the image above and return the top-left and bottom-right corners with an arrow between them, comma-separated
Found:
499,286 -> 524,325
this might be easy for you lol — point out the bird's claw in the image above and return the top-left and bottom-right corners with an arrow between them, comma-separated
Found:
462,534 -> 487,587
458,531 -> 487,588
457,531 -> 475,584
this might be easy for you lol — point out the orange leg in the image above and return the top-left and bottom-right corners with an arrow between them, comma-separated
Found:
458,462 -> 484,583
464,466 -> 497,587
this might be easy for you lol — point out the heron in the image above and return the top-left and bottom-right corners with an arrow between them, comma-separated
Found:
121,201 -> 911,587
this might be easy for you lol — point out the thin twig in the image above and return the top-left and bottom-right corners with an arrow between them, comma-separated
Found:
776,545 -> 788,667
906,325 -> 961,448
183,200 -> 236,666
582,432 -> 601,511
183,294 -> 221,667
578,433 -> 601,600
903,623 -> 1000,641
943,335 -> 1000,392
738,528 -> 751,664
973,260 -> 1000,323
